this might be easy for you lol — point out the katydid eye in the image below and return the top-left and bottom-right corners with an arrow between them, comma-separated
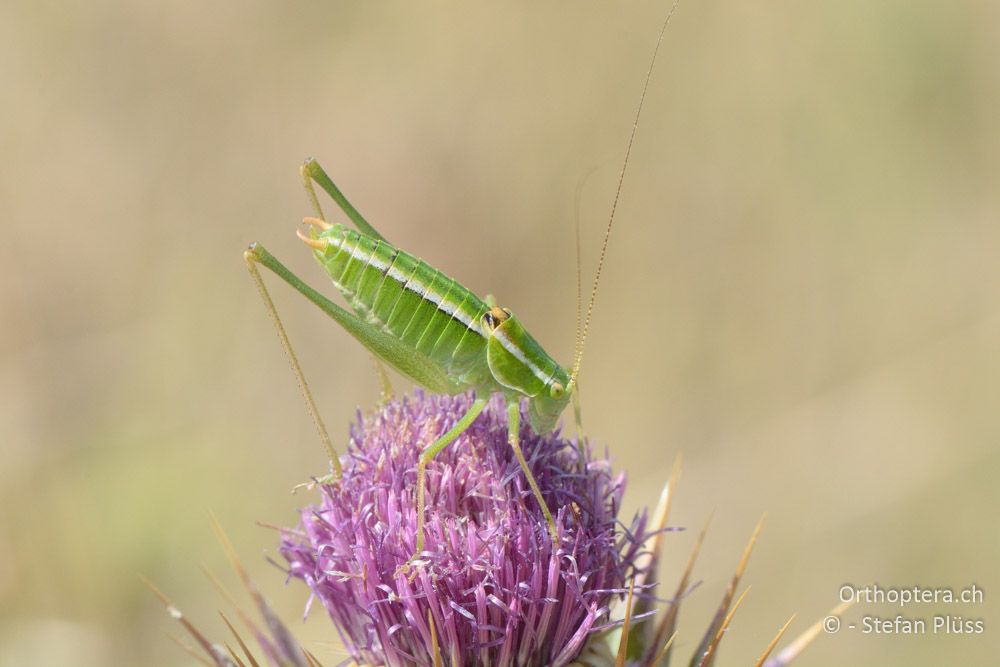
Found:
550,382 -> 565,399
483,306 -> 511,331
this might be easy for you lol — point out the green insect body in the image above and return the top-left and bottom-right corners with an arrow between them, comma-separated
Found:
310,221 -> 572,434
247,12 -> 671,571
246,160 -> 572,566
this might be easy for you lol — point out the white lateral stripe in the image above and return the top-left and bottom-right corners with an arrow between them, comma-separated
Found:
331,234 -> 388,272
332,233 -> 482,336
494,328 -> 553,385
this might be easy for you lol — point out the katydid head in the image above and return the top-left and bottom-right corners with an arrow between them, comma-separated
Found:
527,371 -> 572,435
482,306 -> 573,434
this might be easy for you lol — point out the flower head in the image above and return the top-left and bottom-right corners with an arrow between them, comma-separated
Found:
280,391 -> 646,667
154,393 -> 835,667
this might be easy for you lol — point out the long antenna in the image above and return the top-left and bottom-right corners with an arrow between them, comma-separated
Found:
571,163 -> 604,363
569,2 -> 680,387
573,168 -> 588,358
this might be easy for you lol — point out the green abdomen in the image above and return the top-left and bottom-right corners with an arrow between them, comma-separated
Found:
314,224 -> 490,389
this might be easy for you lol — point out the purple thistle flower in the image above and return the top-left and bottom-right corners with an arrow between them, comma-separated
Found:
279,391 -> 647,667
152,393 -> 834,667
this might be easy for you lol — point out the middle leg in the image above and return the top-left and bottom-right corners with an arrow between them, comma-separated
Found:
506,400 -> 560,546
398,396 -> 489,577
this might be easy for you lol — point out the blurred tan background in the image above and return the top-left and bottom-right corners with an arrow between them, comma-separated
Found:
2,1 -> 998,665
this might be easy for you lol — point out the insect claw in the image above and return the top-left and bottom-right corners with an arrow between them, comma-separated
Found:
291,473 -> 339,494
302,216 -> 332,231
296,228 -> 328,250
